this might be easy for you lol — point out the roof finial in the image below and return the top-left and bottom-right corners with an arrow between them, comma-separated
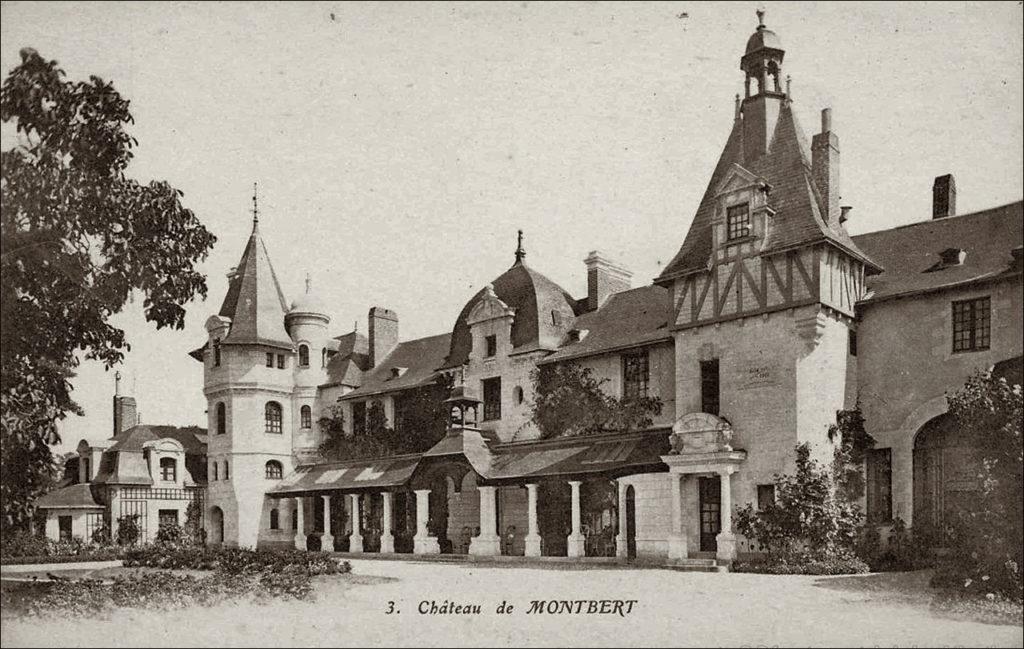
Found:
251,182 -> 259,228
756,9 -> 765,29
305,272 -> 312,294
734,93 -> 741,120
115,371 -> 122,396
515,229 -> 526,264
785,75 -> 792,97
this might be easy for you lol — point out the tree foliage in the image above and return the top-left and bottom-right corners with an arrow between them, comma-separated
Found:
529,362 -> 663,439
0,48 -> 216,532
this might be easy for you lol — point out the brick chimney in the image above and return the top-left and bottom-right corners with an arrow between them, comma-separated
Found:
112,371 -> 137,435
932,174 -> 957,218
368,307 -> 399,368
584,251 -> 632,311
811,108 -> 840,224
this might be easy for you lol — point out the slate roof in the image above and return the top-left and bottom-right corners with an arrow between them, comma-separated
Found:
93,425 -> 208,486
852,201 -> 1023,303
106,425 -> 208,454
35,483 -> 104,510
341,332 -> 452,400
322,331 -> 369,388
541,285 -> 671,364
218,222 -> 292,348
656,101 -> 878,284
442,260 -> 580,369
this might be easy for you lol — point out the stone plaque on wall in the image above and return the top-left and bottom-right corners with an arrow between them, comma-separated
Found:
738,363 -> 778,390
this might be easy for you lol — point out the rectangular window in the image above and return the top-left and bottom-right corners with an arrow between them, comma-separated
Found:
952,297 -> 991,353
160,459 -> 177,482
622,350 -> 650,400
700,359 -> 720,416
483,377 -> 502,421
158,509 -> 179,530
866,448 -> 893,523
485,334 -> 497,358
276,354 -> 285,369
757,484 -> 776,510
726,203 -> 751,241
58,515 -> 72,541
352,401 -> 366,435
848,329 -> 857,356
266,352 -> 274,368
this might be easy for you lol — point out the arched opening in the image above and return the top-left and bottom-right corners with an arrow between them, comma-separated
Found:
300,405 -> 312,429
625,485 -> 637,560
265,401 -> 283,434
913,413 -> 981,544
216,402 -> 226,435
298,344 -> 309,367
265,460 -> 283,480
209,506 -> 224,544
766,61 -> 780,92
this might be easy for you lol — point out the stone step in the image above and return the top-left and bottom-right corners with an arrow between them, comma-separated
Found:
666,558 -> 725,573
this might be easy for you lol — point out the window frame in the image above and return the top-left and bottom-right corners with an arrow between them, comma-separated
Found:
265,460 -> 283,480
276,354 -> 285,369
266,352 -> 274,368
700,359 -> 721,416
484,334 -> 497,358
211,461 -> 218,481
622,349 -> 651,401
270,508 -> 280,530
213,338 -> 221,367
726,202 -> 751,241
216,402 -> 226,435
159,457 -> 177,482
300,405 -> 312,429
265,401 -> 283,434
298,344 -> 309,367
482,377 -> 502,421
756,484 -> 776,511
951,297 -> 991,353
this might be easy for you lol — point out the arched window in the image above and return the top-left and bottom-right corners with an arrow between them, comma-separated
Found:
265,402 -> 283,434
211,461 -> 218,481
160,457 -> 177,482
265,460 -> 283,480
270,508 -> 280,530
223,459 -> 229,480
300,405 -> 312,429
298,344 -> 309,367
216,402 -> 226,435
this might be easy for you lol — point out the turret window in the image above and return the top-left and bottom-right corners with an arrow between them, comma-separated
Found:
726,203 -> 751,241
265,460 -> 283,480
265,401 -> 283,434
301,405 -> 312,429
213,338 -> 221,367
216,402 -> 226,435
160,457 -> 177,482
298,344 -> 309,367
266,352 -> 274,368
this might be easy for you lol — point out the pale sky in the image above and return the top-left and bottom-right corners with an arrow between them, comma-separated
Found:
1,1 -> 1021,451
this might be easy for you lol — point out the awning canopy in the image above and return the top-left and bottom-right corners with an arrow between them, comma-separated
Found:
268,454 -> 422,496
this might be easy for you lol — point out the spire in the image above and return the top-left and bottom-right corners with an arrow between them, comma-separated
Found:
251,182 -> 260,229
514,229 -> 526,265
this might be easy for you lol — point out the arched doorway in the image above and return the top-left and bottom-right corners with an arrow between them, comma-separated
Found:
209,506 -> 224,545
625,486 -> 637,560
913,413 -> 981,543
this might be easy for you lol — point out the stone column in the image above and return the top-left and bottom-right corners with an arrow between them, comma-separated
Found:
412,489 -> 439,554
470,485 -> 501,556
566,481 -> 585,558
667,472 -> 688,560
615,480 -> 628,558
524,483 -> 542,557
321,495 -> 335,552
349,493 -> 363,553
716,469 -> 737,561
293,496 -> 306,550
380,492 -> 395,553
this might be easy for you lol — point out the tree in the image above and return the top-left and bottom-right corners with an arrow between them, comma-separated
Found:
529,363 -> 662,439
0,48 -> 216,533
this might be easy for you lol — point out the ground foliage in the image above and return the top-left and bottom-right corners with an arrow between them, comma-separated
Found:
0,48 -> 216,533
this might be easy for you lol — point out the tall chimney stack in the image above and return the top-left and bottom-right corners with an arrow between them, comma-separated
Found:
932,174 -> 957,218
112,371 -> 137,435
584,251 -> 632,312
368,307 -> 399,368
811,108 -> 840,224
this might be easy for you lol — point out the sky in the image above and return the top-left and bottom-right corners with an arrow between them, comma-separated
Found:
1,1 -> 1022,451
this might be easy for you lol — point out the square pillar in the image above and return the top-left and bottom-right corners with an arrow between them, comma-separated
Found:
716,469 -> 737,562
293,496 -> 306,550
380,492 -> 395,553
349,494 -> 363,553
667,472 -> 688,560
566,480 -> 585,558
321,495 -> 335,551
413,489 -> 439,554
470,485 -> 501,556
615,480 -> 628,558
524,483 -> 542,557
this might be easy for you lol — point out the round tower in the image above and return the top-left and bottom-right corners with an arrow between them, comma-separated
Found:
286,273 -> 330,452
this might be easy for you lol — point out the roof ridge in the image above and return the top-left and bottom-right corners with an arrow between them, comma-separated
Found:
852,200 -> 1024,239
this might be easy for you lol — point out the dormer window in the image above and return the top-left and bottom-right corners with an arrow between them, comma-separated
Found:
485,335 -> 497,358
390,367 -> 408,379
160,457 -> 177,482
939,247 -> 966,267
726,203 -> 751,241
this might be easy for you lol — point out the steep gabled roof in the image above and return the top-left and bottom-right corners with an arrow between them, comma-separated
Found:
852,201 -> 1023,303
656,102 -> 878,284
218,222 -> 292,348
342,332 -> 452,400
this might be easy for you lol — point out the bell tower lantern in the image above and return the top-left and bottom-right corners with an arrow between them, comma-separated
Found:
740,10 -> 788,159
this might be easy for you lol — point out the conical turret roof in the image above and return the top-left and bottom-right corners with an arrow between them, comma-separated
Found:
218,221 -> 292,348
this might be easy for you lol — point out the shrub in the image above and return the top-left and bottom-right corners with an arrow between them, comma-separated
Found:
155,522 -> 185,546
855,517 -> 933,572
0,530 -> 50,558
122,545 -> 351,575
733,547 -> 870,575
116,514 -> 141,546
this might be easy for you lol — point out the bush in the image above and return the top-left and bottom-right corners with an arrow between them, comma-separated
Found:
855,517 -> 933,572
0,530 -> 50,558
733,547 -> 870,575
122,545 -> 351,576
154,523 -> 185,546
116,514 -> 141,546
0,548 -> 123,565
0,529 -> 124,564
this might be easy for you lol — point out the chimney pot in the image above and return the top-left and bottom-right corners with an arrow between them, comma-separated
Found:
368,307 -> 399,368
821,107 -> 832,133
932,174 -> 957,219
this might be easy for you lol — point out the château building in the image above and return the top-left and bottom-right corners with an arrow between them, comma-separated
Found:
37,13 -> 1023,565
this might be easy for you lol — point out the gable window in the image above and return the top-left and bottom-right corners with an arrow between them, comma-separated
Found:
276,354 -> 285,369
483,377 -> 502,421
298,344 -> 309,367
265,401 -> 283,434
622,350 -> 650,400
726,203 -> 751,241
265,460 -> 283,480
485,334 -> 497,358
300,405 -> 312,429
952,297 -> 990,353
270,508 -> 280,530
160,457 -> 177,482
213,338 -> 222,367
700,359 -> 721,416
866,448 -> 893,523
266,352 -> 274,368
216,402 -> 226,435
757,484 -> 776,510
352,401 -> 367,435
